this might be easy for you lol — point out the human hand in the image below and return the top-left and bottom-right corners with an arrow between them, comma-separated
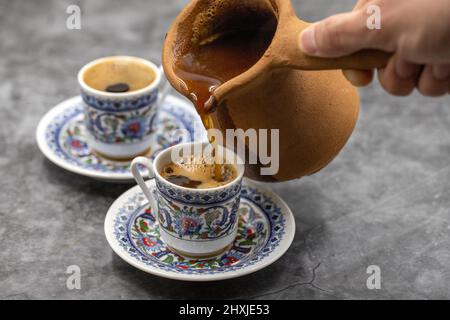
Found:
299,0 -> 450,96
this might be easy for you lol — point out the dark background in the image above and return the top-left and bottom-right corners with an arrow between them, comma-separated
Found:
1,0 -> 450,299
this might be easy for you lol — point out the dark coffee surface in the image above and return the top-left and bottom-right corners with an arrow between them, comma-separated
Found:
83,58 -> 156,92
164,175 -> 203,189
174,18 -> 276,120
161,159 -> 237,189
105,83 -> 130,93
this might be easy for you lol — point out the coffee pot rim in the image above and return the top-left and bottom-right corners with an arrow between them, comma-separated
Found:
161,0 -> 300,104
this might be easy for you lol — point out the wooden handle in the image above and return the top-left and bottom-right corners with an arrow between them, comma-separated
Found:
295,49 -> 391,71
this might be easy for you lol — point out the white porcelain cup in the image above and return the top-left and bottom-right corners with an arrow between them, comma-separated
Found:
78,56 -> 170,160
131,142 -> 245,259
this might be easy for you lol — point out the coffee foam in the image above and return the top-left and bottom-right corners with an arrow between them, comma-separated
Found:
175,155 -> 217,182
161,154 -> 237,189
191,0 -> 276,45
191,1 -> 224,45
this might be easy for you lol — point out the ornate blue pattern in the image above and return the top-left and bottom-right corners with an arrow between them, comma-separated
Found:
112,185 -> 286,275
82,89 -> 159,144
156,189 -> 240,241
81,90 -> 158,112
155,178 -> 242,205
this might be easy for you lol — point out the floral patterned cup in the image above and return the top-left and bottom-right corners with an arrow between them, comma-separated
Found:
78,56 -> 169,160
131,142 -> 245,259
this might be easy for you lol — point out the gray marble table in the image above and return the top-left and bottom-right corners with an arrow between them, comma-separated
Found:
1,0 -> 449,300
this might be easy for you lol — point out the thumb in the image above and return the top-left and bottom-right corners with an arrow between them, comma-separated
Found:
299,10 -> 376,58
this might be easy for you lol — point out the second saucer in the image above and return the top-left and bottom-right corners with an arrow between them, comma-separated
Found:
36,95 -> 206,183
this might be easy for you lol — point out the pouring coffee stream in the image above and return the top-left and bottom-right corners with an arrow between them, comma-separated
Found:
163,0 -> 391,182
172,6 -> 277,180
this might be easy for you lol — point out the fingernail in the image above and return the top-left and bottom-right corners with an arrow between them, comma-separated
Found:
299,26 -> 317,55
432,65 -> 450,80
395,59 -> 420,79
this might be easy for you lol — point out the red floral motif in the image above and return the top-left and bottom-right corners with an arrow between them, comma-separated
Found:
224,256 -> 239,266
182,218 -> 197,230
178,216 -> 201,236
142,237 -> 157,247
70,139 -> 83,149
127,122 -> 141,134
228,257 -> 239,264
121,119 -> 145,140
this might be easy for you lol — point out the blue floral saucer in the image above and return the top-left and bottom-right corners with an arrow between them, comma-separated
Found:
36,95 -> 206,182
104,179 -> 295,281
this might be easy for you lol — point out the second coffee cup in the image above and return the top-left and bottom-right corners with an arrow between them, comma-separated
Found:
78,56 -> 169,160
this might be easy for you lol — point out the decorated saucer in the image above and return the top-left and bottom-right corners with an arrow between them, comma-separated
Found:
36,95 -> 206,182
104,179 -> 295,281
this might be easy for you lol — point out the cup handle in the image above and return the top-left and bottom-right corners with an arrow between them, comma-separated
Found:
156,65 -> 171,107
131,157 -> 158,212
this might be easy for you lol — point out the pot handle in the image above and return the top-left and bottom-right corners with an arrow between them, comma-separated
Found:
274,17 -> 391,71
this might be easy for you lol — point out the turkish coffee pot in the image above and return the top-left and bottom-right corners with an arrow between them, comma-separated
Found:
163,0 -> 389,182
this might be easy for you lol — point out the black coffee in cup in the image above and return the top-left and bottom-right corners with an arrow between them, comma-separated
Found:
82,57 -> 156,93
